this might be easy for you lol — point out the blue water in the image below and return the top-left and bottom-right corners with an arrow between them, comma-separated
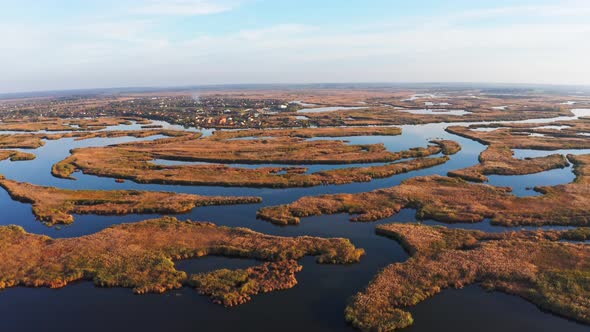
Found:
298,106 -> 368,113
487,165 -> 576,197
0,113 -> 588,332
398,109 -> 471,116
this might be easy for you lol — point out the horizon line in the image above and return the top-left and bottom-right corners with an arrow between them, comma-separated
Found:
2,81 -> 590,99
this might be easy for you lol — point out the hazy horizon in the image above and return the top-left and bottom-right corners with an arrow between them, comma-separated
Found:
1,0 -> 589,93
3,81 -> 590,99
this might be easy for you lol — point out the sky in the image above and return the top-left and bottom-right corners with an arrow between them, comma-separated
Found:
0,0 -> 589,93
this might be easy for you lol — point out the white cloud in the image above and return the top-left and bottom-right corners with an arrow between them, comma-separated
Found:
2,1 -> 590,92
237,24 -> 315,40
135,0 -> 238,16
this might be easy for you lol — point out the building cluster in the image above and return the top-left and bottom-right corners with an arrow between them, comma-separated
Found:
0,95 -> 308,128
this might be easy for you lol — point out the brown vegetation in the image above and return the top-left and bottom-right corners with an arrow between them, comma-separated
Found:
210,126 -> 402,140
431,139 -> 461,155
116,136 -> 402,165
0,150 -> 36,161
0,129 -> 190,152
448,144 -> 569,182
257,154 -> 590,226
447,124 -> 590,150
345,223 -> 590,331
460,118 -> 590,141
303,103 -> 572,128
0,217 -> 364,295
0,176 -> 261,225
188,260 -> 303,306
52,134 -> 456,187
0,134 -> 45,149
48,129 -> 193,141
0,117 -> 132,132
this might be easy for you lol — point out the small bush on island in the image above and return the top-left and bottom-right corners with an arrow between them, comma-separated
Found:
188,260 -> 303,306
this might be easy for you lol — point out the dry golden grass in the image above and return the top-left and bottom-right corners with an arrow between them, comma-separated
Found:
430,139 -> 461,155
50,127 -> 461,187
258,154 -> 590,226
45,129 -> 193,141
188,260 -> 302,306
345,223 -> 590,331
0,150 -> 36,161
303,103 -> 572,127
123,136 -> 400,165
200,88 -> 411,106
0,217 -> 364,294
0,129 -> 190,151
448,144 -> 569,182
0,117 -> 132,132
52,136 -> 455,187
0,134 -> 45,149
0,177 -> 261,225
460,118 -> 590,141
447,124 -> 590,150
210,126 -> 402,140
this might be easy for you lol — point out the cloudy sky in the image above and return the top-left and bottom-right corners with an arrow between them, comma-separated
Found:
1,0 -> 589,93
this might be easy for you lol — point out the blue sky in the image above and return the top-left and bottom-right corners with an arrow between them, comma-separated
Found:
0,0 -> 589,93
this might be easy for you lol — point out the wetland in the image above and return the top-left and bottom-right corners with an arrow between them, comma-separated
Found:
0,87 -> 589,332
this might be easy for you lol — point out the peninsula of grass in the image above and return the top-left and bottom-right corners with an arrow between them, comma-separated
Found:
52,138 -> 457,187
124,136 -> 401,165
0,117 -> 132,132
49,129 -> 193,141
0,150 -> 36,161
188,260 -> 303,306
458,118 -> 590,142
210,126 -> 402,140
0,217 -> 364,296
257,154 -> 590,227
447,125 -> 590,150
448,144 -> 569,182
302,102 -> 572,128
0,134 -> 45,149
345,223 -> 590,331
0,176 -> 261,225
432,139 -> 461,155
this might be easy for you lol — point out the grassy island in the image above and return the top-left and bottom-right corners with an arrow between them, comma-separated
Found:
447,124 -> 590,150
53,147 -> 451,187
0,217 -> 364,296
188,260 -> 303,306
0,134 -> 46,149
0,176 -> 261,225
345,223 -> 590,331
258,154 -> 590,226
51,130 -> 461,187
0,117 -> 133,132
448,144 -> 569,182
302,103 -> 572,128
210,126 -> 402,140
0,150 -> 36,161
45,129 -> 194,141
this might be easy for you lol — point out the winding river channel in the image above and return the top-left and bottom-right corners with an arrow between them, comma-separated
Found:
0,112 -> 589,332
